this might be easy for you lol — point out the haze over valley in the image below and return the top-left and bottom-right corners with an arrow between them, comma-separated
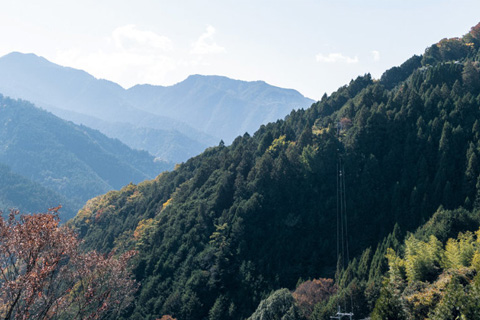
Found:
2,1 -> 480,319
0,52 -> 313,163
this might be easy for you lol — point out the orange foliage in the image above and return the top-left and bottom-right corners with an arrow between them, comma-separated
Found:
157,316 -> 177,320
293,278 -> 336,318
134,218 -> 155,239
0,208 -> 138,319
339,117 -> 352,130
162,198 -> 173,210
470,22 -> 480,41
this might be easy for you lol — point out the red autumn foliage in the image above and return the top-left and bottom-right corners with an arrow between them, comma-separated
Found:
157,316 -> 177,320
0,207 -> 138,320
470,22 -> 480,41
292,278 -> 336,318
339,117 -> 353,130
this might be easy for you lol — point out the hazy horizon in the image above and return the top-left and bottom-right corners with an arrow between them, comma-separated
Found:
1,1 -> 480,100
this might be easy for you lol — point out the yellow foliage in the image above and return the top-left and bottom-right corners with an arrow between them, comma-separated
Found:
312,124 -> 332,135
471,251 -> 480,271
267,135 -> 287,153
134,218 -> 156,239
382,226 -> 480,318
162,198 -> 173,210
122,183 -> 136,193
403,235 -> 443,283
74,182 -> 142,226
475,229 -> 480,245
443,231 -> 475,269
127,190 -> 141,203
404,272 -> 453,315
386,248 -> 406,282
312,118 -> 333,136
138,179 -> 155,188
405,284 -> 440,312
74,195 -> 104,222
209,223 -> 228,248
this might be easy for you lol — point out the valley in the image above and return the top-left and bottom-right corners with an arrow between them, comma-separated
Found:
1,4 -> 480,319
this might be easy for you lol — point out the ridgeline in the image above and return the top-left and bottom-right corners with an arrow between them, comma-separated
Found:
72,23 -> 480,319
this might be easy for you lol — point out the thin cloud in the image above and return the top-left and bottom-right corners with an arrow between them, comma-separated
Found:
191,25 -> 226,55
54,25 -> 178,88
53,25 -> 225,88
112,24 -> 173,53
316,53 -> 358,64
371,50 -> 380,61
55,49 -> 177,88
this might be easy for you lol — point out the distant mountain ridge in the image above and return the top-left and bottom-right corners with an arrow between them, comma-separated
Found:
126,74 -> 315,143
0,52 -> 313,162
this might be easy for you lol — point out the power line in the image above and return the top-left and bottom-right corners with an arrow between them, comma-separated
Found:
332,120 -> 354,319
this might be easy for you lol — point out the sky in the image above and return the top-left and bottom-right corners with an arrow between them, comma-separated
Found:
0,1 -> 480,100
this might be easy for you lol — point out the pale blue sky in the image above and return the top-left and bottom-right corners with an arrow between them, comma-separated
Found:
1,0 -> 479,100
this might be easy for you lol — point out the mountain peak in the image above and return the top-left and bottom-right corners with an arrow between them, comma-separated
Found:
184,74 -> 264,85
1,51 -> 54,67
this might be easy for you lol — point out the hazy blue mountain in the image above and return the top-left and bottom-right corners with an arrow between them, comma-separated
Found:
126,75 -> 315,142
0,52 -> 214,163
97,123 -> 210,164
0,52 -> 313,161
0,52 -> 125,119
0,95 -> 169,219
47,107 -> 211,163
0,162 -> 76,219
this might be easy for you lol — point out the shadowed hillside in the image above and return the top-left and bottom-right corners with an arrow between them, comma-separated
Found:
0,95 -> 169,219
71,22 -> 480,320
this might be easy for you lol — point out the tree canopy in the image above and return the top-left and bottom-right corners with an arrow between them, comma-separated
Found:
0,208 -> 138,319
70,22 -> 480,319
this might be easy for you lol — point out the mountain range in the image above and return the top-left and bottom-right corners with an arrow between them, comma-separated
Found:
70,23 -> 480,319
0,53 -> 313,163
125,74 -> 315,143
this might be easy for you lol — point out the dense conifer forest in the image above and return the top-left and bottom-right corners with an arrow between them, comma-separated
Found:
71,23 -> 480,319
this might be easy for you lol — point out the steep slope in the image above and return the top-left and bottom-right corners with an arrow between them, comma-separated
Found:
126,75 -> 314,143
43,106 -> 210,163
0,162 -> 76,218
72,23 -> 480,320
347,207 -> 480,320
284,206 -> 480,320
0,95 -> 169,219
0,52 -> 125,118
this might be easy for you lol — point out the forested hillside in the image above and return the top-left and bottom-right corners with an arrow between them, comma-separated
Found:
72,23 -> 480,319
0,163 -> 76,217
370,207 -> 480,319
0,96 -> 169,219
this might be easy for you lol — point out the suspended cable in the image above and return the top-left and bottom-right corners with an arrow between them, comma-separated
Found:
336,161 -> 340,271
342,163 -> 354,313
331,120 -> 354,320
